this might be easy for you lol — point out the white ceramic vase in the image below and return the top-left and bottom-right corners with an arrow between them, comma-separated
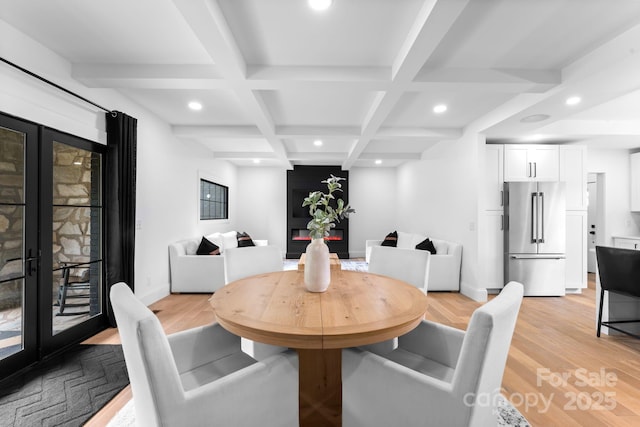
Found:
304,238 -> 331,292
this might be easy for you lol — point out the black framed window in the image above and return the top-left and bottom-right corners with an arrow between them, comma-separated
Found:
200,179 -> 228,220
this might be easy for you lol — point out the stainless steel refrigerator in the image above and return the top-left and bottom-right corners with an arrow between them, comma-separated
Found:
504,182 -> 566,296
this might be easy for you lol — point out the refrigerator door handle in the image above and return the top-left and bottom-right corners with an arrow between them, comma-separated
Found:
509,255 -> 566,260
531,192 -> 538,243
539,192 -> 545,243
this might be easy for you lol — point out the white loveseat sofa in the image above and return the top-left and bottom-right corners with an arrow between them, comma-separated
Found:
365,231 -> 462,291
169,231 -> 267,293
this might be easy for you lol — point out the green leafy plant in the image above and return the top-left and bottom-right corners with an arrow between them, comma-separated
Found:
302,175 -> 355,240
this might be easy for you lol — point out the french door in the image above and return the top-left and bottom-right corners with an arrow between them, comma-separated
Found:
0,113 -> 108,377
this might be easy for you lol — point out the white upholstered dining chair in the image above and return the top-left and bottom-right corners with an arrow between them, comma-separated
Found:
368,245 -> 431,293
223,245 -> 288,360
110,282 -> 298,427
365,245 -> 431,354
342,281 -> 524,427
224,245 -> 284,283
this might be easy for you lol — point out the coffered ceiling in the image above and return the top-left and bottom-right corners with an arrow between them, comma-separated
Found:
2,0 -> 640,168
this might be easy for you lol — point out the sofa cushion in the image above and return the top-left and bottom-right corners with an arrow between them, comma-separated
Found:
415,238 -> 437,254
237,231 -> 255,247
196,237 -> 221,255
381,231 -> 398,247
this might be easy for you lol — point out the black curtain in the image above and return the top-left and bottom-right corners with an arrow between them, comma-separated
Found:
105,111 -> 137,326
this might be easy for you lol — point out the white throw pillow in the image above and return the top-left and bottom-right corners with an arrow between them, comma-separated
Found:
432,238 -> 448,255
396,231 -> 415,249
206,232 -> 224,251
222,231 -> 238,252
411,234 -> 428,248
184,239 -> 199,255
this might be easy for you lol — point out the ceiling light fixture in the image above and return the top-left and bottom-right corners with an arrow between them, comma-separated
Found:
188,101 -> 203,111
565,96 -> 581,106
313,139 -> 323,147
308,0 -> 332,11
433,104 -> 447,114
253,159 -> 261,164
375,159 -> 382,165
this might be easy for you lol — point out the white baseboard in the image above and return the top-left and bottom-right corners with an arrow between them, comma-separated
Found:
137,284 -> 170,306
460,281 -> 488,302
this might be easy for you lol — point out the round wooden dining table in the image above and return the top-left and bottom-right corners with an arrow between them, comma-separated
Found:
210,269 -> 428,427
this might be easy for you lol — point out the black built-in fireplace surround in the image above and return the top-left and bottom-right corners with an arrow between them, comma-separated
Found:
286,165 -> 349,259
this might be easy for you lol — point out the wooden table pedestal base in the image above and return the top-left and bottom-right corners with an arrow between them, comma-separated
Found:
297,348 -> 342,427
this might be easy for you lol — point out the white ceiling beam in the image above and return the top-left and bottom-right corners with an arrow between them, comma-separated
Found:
172,124 -> 463,142
376,127 -> 462,140
343,0 -> 470,170
172,0 -> 292,168
358,152 -> 422,160
172,125 -> 262,138
538,119 -> 640,136
413,67 -> 560,93
247,65 -> 390,82
73,62 -> 557,94
286,152 -> 348,161
212,152 -> 277,160
276,126 -> 361,138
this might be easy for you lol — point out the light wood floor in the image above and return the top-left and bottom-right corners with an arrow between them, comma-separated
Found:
85,274 -> 640,426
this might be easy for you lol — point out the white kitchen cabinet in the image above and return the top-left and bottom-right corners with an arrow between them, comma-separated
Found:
504,145 -> 559,182
613,236 -> 640,250
631,152 -> 640,211
484,144 -> 504,210
479,210 -> 504,290
566,211 -> 587,289
560,146 -> 587,210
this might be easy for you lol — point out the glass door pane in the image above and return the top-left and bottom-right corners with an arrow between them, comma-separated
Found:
0,127 -> 25,358
51,142 -> 103,335
0,117 -> 38,371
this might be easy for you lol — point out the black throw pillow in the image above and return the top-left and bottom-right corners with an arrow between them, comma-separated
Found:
415,238 -> 437,254
381,231 -> 398,247
237,231 -> 256,247
196,236 -> 220,255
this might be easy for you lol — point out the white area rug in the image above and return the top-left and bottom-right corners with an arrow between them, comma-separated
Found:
108,395 -> 530,426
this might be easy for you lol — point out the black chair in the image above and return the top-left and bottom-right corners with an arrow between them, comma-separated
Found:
56,262 -> 91,316
595,245 -> 640,338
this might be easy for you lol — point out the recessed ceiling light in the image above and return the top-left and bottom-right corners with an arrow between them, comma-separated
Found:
566,96 -> 581,106
433,104 -> 447,114
313,139 -> 323,147
375,159 -> 382,165
188,101 -> 202,111
308,0 -> 332,11
253,159 -> 261,164
520,114 -> 550,123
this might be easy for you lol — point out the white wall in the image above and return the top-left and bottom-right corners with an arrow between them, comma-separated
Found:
348,167 -> 397,257
396,131 -> 482,300
587,148 -> 640,245
235,167 -> 287,253
0,19 -> 237,304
